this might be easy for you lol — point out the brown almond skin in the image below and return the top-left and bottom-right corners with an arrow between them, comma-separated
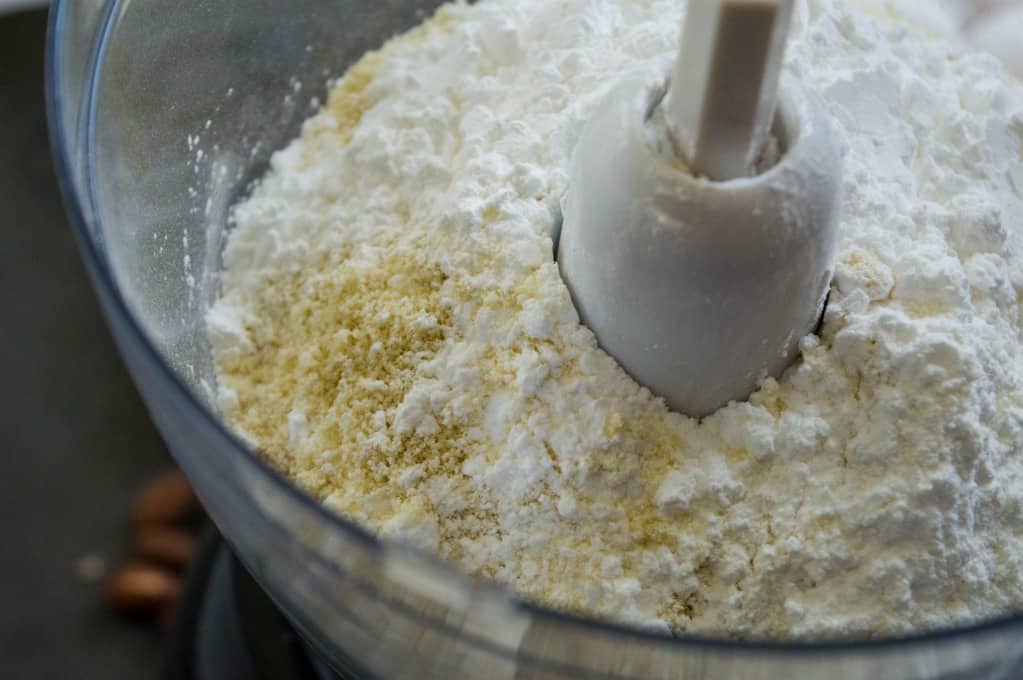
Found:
135,527 -> 198,569
131,470 -> 198,528
104,563 -> 180,616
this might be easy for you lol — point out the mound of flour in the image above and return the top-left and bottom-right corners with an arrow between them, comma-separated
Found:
207,0 -> 1023,638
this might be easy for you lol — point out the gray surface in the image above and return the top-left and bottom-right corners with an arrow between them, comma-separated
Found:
0,9 -> 170,679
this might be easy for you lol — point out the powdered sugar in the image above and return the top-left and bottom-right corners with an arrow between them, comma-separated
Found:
209,0 -> 1023,638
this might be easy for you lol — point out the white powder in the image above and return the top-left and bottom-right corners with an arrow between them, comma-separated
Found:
208,0 -> 1023,638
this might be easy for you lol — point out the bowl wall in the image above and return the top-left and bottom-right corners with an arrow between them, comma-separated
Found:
47,1 -> 1023,677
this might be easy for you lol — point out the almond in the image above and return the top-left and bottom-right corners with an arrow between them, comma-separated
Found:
135,527 -> 198,569
131,470 -> 198,528
104,563 -> 180,616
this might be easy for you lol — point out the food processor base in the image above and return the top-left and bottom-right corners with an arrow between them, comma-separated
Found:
162,532 -> 368,680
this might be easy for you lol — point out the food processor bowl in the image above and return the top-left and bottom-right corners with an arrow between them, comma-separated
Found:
46,1 -> 1023,677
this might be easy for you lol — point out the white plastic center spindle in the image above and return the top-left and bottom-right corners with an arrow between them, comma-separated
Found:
667,0 -> 794,180
557,0 -> 841,417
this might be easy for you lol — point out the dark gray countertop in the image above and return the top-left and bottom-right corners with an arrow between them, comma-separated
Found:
0,9 -> 171,678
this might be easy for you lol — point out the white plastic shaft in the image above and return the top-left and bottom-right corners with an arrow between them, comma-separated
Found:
667,0 -> 794,180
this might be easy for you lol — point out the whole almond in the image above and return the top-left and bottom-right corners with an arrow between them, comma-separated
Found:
104,563 -> 180,616
135,527 -> 198,569
131,470 -> 198,528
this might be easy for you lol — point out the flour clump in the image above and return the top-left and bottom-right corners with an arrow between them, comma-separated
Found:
207,0 -> 1023,638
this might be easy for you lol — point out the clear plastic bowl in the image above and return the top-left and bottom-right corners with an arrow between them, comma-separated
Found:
45,1 -> 1023,677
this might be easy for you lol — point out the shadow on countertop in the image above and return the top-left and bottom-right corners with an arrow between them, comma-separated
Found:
0,9 -> 171,679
